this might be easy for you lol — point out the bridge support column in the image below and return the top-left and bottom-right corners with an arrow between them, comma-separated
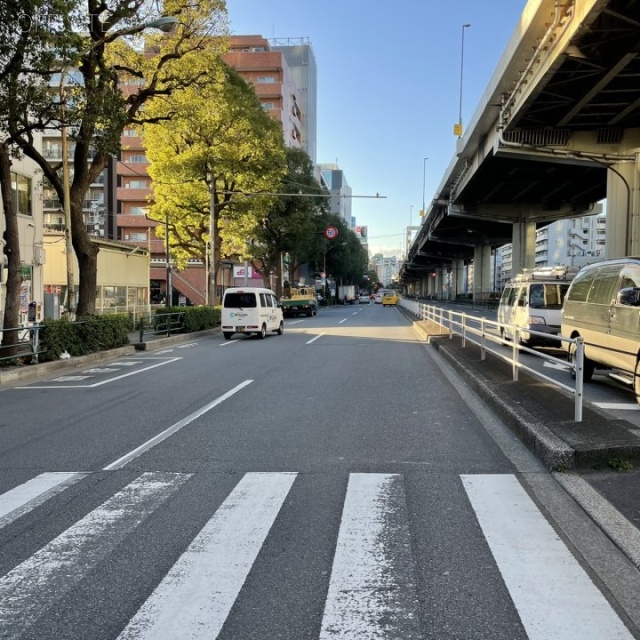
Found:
511,220 -> 536,275
473,245 -> 492,304
452,259 -> 465,300
606,153 -> 640,258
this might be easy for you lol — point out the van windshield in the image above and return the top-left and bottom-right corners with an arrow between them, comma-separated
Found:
529,283 -> 570,308
224,293 -> 257,308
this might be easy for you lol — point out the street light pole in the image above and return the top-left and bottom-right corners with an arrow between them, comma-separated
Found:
422,157 -> 428,216
457,23 -> 471,137
165,212 -> 171,307
207,171 -> 216,306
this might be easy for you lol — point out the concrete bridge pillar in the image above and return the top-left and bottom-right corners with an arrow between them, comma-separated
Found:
473,244 -> 493,304
511,220 -> 536,275
606,152 -> 640,258
452,259 -> 465,300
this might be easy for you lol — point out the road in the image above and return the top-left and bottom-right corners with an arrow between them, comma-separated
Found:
0,302 -> 639,639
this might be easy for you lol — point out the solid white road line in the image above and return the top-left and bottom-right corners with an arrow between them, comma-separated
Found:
0,472 -> 189,635
21,357 -> 182,389
319,473 -> 422,640
306,333 -> 325,344
0,472 -> 88,530
461,474 -> 634,640
117,472 -> 297,640
103,379 -> 253,470
593,402 -> 640,411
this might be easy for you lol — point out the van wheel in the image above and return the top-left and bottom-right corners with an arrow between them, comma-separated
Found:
568,341 -> 594,382
277,321 -> 284,335
223,332 -> 233,340
258,324 -> 267,339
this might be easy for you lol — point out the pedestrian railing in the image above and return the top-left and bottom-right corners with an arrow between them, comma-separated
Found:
399,299 -> 585,422
0,325 -> 43,365
134,311 -> 186,343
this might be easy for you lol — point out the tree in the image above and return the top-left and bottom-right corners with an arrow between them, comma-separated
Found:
248,147 -> 329,295
0,0 -> 77,347
142,64 -> 287,302
2,0 -> 229,316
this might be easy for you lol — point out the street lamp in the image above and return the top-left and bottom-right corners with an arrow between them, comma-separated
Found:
422,157 -> 428,217
455,23 -> 471,137
206,169 -> 216,306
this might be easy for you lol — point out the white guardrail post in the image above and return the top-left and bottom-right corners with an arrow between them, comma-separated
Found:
574,336 -> 584,422
480,318 -> 486,360
512,328 -> 519,381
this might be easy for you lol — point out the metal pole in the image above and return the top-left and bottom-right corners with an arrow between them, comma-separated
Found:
458,24 -> 471,135
422,157 -> 428,215
60,71 -> 75,319
209,174 -> 216,305
165,212 -> 171,307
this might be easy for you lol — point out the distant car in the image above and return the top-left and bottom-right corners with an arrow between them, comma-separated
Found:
382,293 -> 398,306
359,294 -> 370,304
375,293 -> 383,304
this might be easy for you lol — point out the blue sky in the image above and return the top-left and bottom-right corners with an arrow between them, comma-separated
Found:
226,0 -> 529,256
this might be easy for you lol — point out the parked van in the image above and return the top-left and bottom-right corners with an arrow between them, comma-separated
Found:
497,266 -> 578,346
561,258 -> 640,398
221,287 -> 284,340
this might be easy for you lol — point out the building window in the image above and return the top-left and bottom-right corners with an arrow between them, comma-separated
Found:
256,76 -> 275,84
124,232 -> 147,241
127,155 -> 147,163
261,102 -> 275,110
11,172 -> 32,216
129,206 -> 146,215
126,179 -> 149,189
123,128 -> 138,137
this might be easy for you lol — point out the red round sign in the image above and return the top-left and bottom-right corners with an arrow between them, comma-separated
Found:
324,226 -> 339,240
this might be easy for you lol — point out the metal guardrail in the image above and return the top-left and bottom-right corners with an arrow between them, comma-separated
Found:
0,325 -> 43,364
135,311 -> 186,342
400,299 -> 586,422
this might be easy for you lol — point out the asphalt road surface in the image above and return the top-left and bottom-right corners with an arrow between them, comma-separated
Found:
0,302 -> 638,639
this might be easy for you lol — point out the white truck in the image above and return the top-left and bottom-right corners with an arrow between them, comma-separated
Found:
337,285 -> 357,305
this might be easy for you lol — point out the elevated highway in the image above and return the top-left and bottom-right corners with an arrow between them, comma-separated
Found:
402,0 -> 640,300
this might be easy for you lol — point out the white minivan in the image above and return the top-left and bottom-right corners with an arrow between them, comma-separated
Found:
221,287 -> 284,340
497,266 -> 577,346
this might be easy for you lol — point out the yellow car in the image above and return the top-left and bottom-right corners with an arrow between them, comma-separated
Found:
382,293 -> 398,306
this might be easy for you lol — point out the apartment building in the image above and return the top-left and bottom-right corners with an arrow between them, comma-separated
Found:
111,36 -> 312,305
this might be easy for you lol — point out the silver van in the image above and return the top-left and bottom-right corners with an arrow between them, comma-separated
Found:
497,266 -> 577,346
561,257 -> 640,399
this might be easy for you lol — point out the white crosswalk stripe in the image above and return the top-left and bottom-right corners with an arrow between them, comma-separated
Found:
0,471 -> 635,639
0,472 -> 190,638
116,472 -> 297,640
319,473 -> 422,639
462,474 -> 635,640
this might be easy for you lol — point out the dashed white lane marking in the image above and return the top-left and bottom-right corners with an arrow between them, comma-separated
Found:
338,319 -> 347,324
306,334 -> 325,344
103,379 -> 254,470
462,474 -> 634,640
116,472 -> 297,640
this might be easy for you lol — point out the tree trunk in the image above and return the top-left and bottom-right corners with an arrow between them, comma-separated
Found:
70,183 -> 99,316
0,145 -> 22,353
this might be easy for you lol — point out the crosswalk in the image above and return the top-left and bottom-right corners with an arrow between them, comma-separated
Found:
0,471 -> 635,640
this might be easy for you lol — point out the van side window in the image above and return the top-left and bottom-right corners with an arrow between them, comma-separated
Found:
587,266 -> 620,304
566,269 -> 596,302
260,293 -> 271,307
271,294 -> 279,306
507,286 -> 518,306
619,266 -> 640,291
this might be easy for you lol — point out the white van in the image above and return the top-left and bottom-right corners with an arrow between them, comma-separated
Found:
497,266 -> 577,346
221,287 -> 284,340
561,258 -> 640,398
